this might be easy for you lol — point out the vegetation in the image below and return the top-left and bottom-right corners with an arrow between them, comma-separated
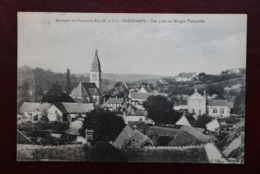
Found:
42,81 -> 74,103
82,108 -> 126,143
233,88 -> 245,115
143,95 -> 182,124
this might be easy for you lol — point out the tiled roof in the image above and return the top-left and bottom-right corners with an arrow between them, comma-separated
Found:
178,72 -> 196,78
19,102 -> 51,113
129,91 -> 166,100
208,99 -> 234,108
180,126 -> 210,143
70,82 -> 101,100
147,126 -> 180,137
129,92 -> 150,100
54,102 -> 94,114
126,109 -> 148,116
105,97 -> 124,104
142,86 -> 153,93
112,125 -> 150,148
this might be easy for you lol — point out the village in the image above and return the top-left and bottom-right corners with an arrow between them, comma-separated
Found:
17,49 -> 245,163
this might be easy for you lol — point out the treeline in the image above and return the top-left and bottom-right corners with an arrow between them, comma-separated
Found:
18,65 -> 113,93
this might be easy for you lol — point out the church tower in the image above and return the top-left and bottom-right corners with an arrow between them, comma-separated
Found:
90,49 -> 102,93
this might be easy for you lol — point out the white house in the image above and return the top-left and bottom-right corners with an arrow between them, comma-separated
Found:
187,88 -> 207,115
103,97 -> 124,111
47,102 -> 94,122
19,102 -> 51,122
207,99 -> 233,118
123,109 -> 148,124
175,72 -> 198,82
206,119 -> 220,132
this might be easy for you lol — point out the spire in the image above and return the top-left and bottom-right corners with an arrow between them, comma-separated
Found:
91,49 -> 101,72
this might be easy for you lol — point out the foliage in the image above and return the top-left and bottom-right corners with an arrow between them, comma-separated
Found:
196,115 -> 213,128
82,108 -> 126,143
143,95 -> 181,124
31,84 -> 44,102
83,141 -> 128,162
18,80 -> 31,108
233,88 -> 245,115
17,121 -> 70,133
42,81 -> 74,103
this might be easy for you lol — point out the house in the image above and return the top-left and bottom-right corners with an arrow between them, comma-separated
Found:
103,97 -> 124,111
187,88 -> 207,115
206,119 -> 221,132
207,99 -> 233,117
123,109 -> 148,124
47,102 -> 94,122
19,102 -> 51,122
112,125 -> 153,149
175,72 -> 198,82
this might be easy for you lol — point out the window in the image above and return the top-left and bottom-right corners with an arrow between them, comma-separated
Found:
139,118 -> 143,121
221,108 -> 224,114
192,109 -> 195,113
199,110 -> 202,115
213,108 -> 218,114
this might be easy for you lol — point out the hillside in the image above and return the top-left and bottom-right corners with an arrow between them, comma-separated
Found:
18,66 -> 172,93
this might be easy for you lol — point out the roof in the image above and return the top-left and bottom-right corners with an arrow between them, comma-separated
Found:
105,97 -> 124,105
188,89 -> 206,100
143,146 -> 209,163
129,92 -> 151,100
208,99 -> 234,108
17,130 -> 35,144
180,126 -> 210,143
70,82 -> 101,100
112,125 -> 150,148
53,102 -> 94,114
141,86 -> 153,93
91,49 -> 101,72
178,72 -> 196,79
129,91 -> 166,100
19,102 -> 51,113
167,126 -> 210,146
147,126 -> 180,137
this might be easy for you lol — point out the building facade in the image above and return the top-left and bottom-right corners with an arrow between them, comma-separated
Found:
187,88 -> 207,115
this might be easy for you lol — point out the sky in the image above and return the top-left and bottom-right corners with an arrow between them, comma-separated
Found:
18,13 -> 247,76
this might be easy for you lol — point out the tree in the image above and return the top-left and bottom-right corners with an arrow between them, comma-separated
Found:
82,108 -> 125,143
143,95 -> 181,124
18,80 -> 31,108
66,68 -> 71,95
233,88 -> 245,115
31,83 -> 44,102
196,115 -> 213,128
205,84 -> 225,99
42,81 -> 74,103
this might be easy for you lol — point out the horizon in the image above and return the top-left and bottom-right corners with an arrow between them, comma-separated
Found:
18,13 -> 247,77
18,64 -> 244,78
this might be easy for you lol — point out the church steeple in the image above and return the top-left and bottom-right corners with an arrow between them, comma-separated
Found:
91,49 -> 101,72
90,49 -> 102,94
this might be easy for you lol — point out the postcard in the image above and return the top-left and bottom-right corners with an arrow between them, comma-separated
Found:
17,12 -> 246,163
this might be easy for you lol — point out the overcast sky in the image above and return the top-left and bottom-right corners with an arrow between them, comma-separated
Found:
18,13 -> 247,76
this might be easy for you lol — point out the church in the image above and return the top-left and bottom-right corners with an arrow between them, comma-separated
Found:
69,49 -> 102,104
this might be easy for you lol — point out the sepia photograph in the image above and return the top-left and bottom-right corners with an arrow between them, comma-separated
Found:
17,12 -> 246,163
